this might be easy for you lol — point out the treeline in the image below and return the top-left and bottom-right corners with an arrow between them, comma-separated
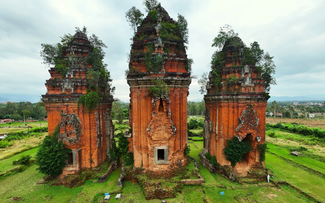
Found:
0,102 -> 47,121
111,100 -> 206,123
266,123 -> 325,138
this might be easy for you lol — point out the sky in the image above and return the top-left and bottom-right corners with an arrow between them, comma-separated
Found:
0,0 -> 324,103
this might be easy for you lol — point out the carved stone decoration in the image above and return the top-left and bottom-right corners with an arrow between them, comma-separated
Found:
147,97 -> 175,141
58,110 -> 82,145
236,105 -> 259,137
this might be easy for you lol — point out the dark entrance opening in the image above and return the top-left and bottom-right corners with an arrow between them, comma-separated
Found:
67,152 -> 73,165
159,99 -> 164,112
242,134 -> 253,163
158,149 -> 165,160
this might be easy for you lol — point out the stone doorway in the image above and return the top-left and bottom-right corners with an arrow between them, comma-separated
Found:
241,134 -> 253,164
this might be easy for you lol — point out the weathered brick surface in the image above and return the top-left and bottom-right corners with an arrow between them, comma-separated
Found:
127,6 -> 191,171
42,31 -> 114,175
202,37 -> 267,175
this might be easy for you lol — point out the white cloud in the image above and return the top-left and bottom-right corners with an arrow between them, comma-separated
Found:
0,0 -> 324,102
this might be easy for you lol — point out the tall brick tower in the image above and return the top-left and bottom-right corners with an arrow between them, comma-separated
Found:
127,5 -> 191,171
42,31 -> 114,175
200,36 -> 268,174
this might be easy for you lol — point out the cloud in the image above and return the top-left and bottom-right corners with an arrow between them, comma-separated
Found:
0,0 -> 324,102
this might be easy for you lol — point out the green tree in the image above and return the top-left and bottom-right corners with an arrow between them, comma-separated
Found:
36,128 -> 71,176
125,6 -> 144,32
143,0 -> 159,12
223,137 -> 252,167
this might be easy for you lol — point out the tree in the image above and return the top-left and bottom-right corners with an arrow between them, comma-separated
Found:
143,0 -> 159,12
211,25 -> 276,93
36,127 -> 71,176
223,137 -> 252,167
125,6 -> 144,32
111,101 -> 124,123
198,72 -> 208,94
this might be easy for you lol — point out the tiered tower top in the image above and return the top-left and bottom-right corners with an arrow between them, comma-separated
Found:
127,4 -> 191,79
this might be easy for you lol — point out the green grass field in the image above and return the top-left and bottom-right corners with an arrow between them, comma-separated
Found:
0,119 -> 324,202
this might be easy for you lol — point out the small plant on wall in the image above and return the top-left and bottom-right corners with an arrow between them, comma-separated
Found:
148,78 -> 169,98
223,137 -> 252,167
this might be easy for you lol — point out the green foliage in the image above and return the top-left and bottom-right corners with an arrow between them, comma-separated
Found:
125,6 -> 144,32
266,123 -> 325,139
148,79 -> 169,98
210,25 -> 276,93
0,140 -> 13,148
205,152 -> 219,167
143,0 -> 159,12
185,58 -> 193,72
223,137 -> 252,167
177,14 -> 189,44
184,145 -> 190,157
13,155 -> 31,165
124,152 -> 134,166
54,58 -> 68,77
258,144 -> 267,162
226,74 -> 239,83
111,101 -> 125,123
118,133 -> 129,157
160,22 -> 182,42
78,91 -> 101,112
109,139 -> 119,161
143,43 -> 165,72
212,24 -> 238,50
188,119 -> 204,130
36,127 -> 71,176
148,9 -> 158,23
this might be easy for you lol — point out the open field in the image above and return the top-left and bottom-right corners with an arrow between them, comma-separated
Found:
266,117 -> 325,129
0,138 -> 321,202
0,121 -> 48,134
0,120 -> 324,202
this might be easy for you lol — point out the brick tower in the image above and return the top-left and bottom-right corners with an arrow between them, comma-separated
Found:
42,31 -> 114,175
127,5 -> 191,171
200,36 -> 268,174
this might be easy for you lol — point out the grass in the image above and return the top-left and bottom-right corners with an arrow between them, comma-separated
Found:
266,128 -> 325,146
266,117 -> 325,129
266,152 -> 325,202
0,133 -> 46,160
0,121 -> 47,134
266,143 -> 325,174
0,147 -> 38,175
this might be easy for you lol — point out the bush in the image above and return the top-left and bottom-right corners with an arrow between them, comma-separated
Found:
13,155 -> 31,165
205,152 -> 219,167
36,127 -> 71,176
118,133 -> 129,156
223,137 -> 252,167
184,145 -> 190,157
188,119 -> 204,130
109,139 -> 119,161
0,140 -> 13,148
124,152 -> 134,166
268,131 -> 276,138
267,122 -> 325,138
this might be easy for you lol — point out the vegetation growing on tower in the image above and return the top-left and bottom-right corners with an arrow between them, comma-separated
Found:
125,0 -> 193,74
40,27 -> 114,111
199,25 -> 276,94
